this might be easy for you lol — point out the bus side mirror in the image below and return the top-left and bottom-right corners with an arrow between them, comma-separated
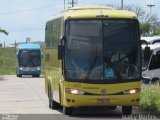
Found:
144,46 -> 151,61
16,54 -> 19,58
58,44 -> 64,60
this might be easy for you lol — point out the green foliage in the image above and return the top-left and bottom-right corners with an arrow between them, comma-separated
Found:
153,29 -> 160,36
140,23 -> 151,36
0,28 -> 9,35
0,47 -> 16,75
140,84 -> 160,112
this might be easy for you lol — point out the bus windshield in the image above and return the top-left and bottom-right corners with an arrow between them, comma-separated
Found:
19,50 -> 41,67
65,19 -> 140,83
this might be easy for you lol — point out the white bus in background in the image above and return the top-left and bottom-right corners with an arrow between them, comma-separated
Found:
142,44 -> 160,83
141,36 -> 160,44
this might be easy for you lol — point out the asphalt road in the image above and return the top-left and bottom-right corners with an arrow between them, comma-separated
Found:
0,75 -> 157,120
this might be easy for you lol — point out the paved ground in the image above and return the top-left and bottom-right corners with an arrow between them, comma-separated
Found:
0,75 -> 159,120
0,75 -> 60,114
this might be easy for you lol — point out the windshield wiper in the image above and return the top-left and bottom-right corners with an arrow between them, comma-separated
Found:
84,46 -> 98,81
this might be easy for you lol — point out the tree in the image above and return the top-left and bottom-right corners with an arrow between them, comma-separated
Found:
122,5 -> 160,36
153,29 -> 160,36
140,23 -> 151,36
0,28 -> 9,35
124,5 -> 145,20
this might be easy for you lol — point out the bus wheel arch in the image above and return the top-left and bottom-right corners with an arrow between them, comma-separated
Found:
151,78 -> 159,84
48,83 -> 60,109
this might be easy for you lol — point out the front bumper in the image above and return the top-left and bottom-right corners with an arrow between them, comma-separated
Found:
19,67 -> 41,75
64,93 -> 140,107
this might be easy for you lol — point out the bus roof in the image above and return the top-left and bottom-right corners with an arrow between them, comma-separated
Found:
17,44 -> 40,50
65,6 -> 136,19
48,5 -> 137,21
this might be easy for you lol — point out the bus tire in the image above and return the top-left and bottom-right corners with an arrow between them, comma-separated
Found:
63,106 -> 73,115
108,106 -> 117,110
19,74 -> 22,77
122,106 -> 132,115
52,100 -> 60,109
48,87 -> 60,109
151,78 -> 159,84
48,86 -> 52,109
33,75 -> 40,77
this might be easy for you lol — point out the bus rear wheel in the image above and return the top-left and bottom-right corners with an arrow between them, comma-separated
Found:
122,106 -> 132,115
63,106 -> 73,115
52,100 -> 60,109
48,88 -> 60,110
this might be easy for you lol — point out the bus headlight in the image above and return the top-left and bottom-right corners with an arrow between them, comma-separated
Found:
65,88 -> 85,95
123,88 -> 141,94
20,67 -> 23,70
37,67 -> 40,70
142,74 -> 150,79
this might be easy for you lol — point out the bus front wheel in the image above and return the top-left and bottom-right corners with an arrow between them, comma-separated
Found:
17,74 -> 22,77
32,75 -> 40,77
63,106 -> 73,115
122,106 -> 132,115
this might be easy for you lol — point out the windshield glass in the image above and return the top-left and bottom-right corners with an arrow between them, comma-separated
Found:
19,50 -> 41,67
65,19 -> 140,82
65,20 -> 103,80
103,20 -> 140,80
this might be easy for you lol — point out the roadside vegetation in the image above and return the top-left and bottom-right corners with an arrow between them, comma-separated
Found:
0,46 -> 45,75
140,83 -> 160,112
0,47 -> 16,75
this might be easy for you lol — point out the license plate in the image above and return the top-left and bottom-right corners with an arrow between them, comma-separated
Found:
97,99 -> 110,104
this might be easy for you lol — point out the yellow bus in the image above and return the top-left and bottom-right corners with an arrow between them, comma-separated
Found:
44,6 -> 141,115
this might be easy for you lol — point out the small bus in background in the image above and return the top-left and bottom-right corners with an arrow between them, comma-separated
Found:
45,6 -> 141,115
142,44 -> 160,83
16,44 -> 42,77
141,36 -> 160,44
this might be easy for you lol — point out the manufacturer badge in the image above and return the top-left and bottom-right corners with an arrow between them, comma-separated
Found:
101,89 -> 107,95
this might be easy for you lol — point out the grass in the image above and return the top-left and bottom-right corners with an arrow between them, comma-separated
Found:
0,47 -> 16,75
140,83 -> 160,112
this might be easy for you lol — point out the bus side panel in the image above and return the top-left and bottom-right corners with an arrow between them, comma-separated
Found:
45,17 -> 64,104
44,48 -> 51,96
50,49 -> 61,103
16,49 -> 19,75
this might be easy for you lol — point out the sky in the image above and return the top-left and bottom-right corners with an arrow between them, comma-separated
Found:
0,0 -> 160,46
